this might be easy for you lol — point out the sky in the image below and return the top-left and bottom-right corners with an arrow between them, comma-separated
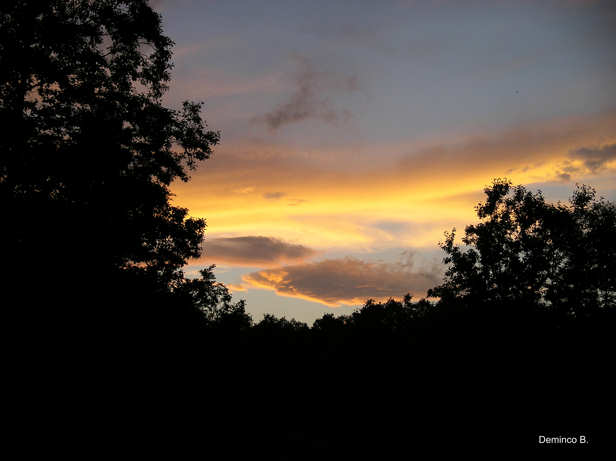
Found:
152,0 -> 616,324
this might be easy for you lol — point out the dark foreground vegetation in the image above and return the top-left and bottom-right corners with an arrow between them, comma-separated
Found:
2,1 -> 615,457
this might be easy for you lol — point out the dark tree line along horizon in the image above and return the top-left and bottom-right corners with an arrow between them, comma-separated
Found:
2,1 -> 615,458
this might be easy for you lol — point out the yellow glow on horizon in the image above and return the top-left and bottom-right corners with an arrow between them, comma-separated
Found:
173,154 -> 590,249
172,110 -> 616,259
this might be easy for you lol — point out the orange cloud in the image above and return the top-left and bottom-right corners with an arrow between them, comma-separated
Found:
226,283 -> 248,292
241,257 -> 440,307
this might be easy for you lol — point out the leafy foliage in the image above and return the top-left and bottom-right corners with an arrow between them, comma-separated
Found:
429,179 -> 616,316
0,1 -> 245,322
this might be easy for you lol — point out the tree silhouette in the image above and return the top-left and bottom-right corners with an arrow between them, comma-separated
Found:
429,178 -> 616,317
1,3 -> 252,454
0,1 -> 239,333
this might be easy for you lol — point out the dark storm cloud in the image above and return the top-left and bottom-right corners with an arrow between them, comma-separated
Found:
243,256 -> 440,306
197,236 -> 316,267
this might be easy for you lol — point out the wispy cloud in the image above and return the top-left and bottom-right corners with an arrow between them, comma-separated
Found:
254,55 -> 358,130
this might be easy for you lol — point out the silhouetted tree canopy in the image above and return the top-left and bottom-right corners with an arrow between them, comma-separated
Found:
429,179 -> 616,316
0,1 -> 245,325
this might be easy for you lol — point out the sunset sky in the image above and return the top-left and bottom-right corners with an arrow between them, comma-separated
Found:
154,0 -> 616,323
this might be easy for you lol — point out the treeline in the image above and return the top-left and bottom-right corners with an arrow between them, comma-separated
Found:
163,282 -> 615,458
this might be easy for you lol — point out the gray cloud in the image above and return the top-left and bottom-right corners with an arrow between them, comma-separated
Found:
256,56 -> 357,130
242,256 -> 440,306
569,143 -> 616,173
554,143 -> 616,181
196,236 -> 316,267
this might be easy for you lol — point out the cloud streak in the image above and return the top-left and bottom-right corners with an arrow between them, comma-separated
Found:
242,257 -> 440,306
195,236 -> 316,267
